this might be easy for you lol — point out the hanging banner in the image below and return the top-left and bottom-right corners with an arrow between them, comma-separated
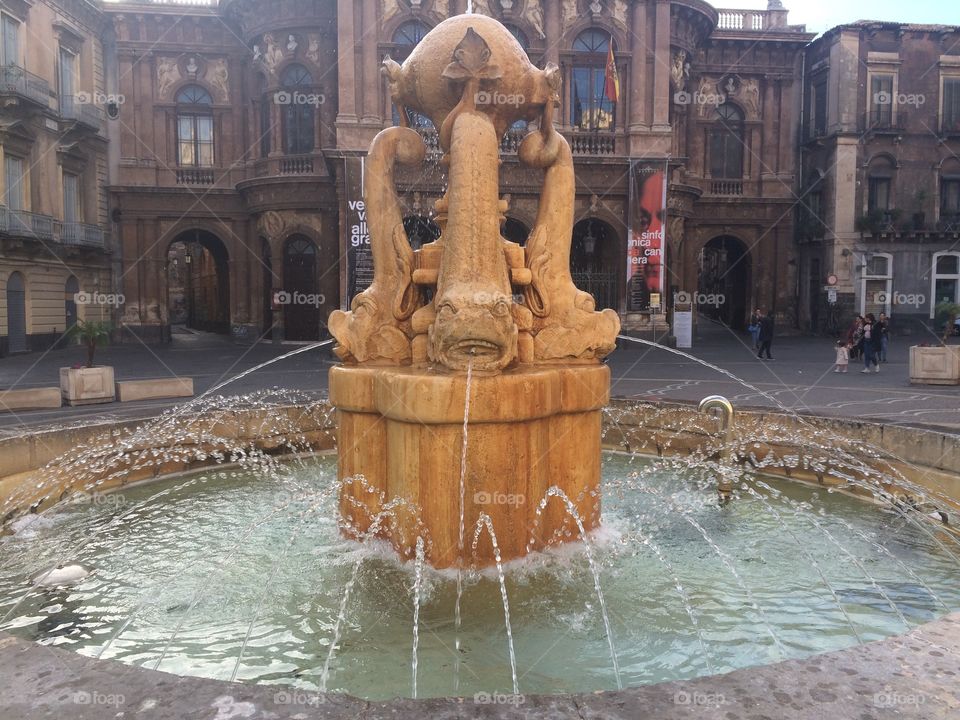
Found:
344,156 -> 372,302
627,161 -> 667,312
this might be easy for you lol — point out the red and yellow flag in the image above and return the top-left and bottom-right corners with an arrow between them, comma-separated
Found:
604,42 -> 620,103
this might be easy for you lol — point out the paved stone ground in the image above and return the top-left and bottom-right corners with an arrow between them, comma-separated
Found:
1,319 -> 958,434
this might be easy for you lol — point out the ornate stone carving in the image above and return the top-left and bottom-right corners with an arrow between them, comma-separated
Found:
671,50 -> 690,92
562,0 -> 579,33
207,59 -> 229,102
740,78 -> 761,119
382,0 -> 401,25
156,57 -> 180,100
261,33 -> 285,75
306,34 -> 322,66
472,0 -> 494,16
612,0 -> 628,28
524,1 -> 545,38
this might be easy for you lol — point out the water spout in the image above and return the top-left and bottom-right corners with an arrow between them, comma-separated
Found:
698,395 -> 736,503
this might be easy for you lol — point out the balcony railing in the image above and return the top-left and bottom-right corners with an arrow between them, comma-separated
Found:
717,10 -> 767,31
55,220 -> 105,248
59,95 -> 104,129
710,180 -> 744,196
175,168 -> 215,185
0,207 -> 54,240
279,156 -> 314,175
565,131 -> 617,156
0,65 -> 51,107
938,215 -> 960,233
865,109 -> 907,132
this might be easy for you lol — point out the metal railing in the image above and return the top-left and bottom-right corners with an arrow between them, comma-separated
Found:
175,168 -> 215,185
55,220 -> 105,248
59,95 -> 104,129
1,207 -> 104,247
0,65 -> 51,106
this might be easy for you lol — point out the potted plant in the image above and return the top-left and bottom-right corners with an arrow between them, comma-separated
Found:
909,301 -> 960,385
60,321 -> 116,405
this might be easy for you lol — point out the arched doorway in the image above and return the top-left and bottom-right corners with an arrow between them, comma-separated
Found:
283,235 -> 319,341
502,217 -> 530,246
166,230 -> 230,334
6,272 -> 27,353
571,219 -> 620,311
698,235 -> 751,329
65,276 -> 79,334
403,216 -> 441,250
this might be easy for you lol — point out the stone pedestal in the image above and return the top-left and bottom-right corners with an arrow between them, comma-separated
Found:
329,364 -> 609,568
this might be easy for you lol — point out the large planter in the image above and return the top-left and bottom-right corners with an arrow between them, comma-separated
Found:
59,366 -> 116,406
909,345 -> 960,385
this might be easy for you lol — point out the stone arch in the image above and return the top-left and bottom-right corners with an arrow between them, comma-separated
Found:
165,229 -> 231,334
697,234 -> 752,329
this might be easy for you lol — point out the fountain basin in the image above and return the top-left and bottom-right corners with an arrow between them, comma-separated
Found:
331,364 -> 609,567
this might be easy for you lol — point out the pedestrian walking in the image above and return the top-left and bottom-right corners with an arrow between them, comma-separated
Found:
747,309 -> 762,349
757,309 -> 774,360
834,341 -> 849,373
877,312 -> 890,362
861,313 -> 881,373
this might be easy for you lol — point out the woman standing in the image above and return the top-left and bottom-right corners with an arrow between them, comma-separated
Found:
861,313 -> 881,373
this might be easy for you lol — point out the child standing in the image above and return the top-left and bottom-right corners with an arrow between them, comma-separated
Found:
835,341 -> 849,373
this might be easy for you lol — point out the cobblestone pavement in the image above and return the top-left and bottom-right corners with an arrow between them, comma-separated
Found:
1,319 -> 958,434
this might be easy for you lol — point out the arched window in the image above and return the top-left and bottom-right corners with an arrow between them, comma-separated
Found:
504,24 -> 529,51
176,85 -> 214,167
710,103 -> 743,179
860,252 -> 892,316
390,22 -> 432,129
281,64 -> 315,155
571,30 -> 616,131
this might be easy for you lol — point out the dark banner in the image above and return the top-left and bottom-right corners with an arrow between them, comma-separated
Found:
344,156 -> 372,302
627,161 -> 667,311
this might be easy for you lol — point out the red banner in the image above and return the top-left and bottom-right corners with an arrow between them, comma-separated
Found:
627,162 -> 667,311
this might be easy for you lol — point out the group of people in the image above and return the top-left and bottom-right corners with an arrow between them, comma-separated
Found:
835,313 -> 889,374
747,309 -> 775,360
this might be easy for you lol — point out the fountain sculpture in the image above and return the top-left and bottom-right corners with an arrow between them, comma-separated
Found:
329,15 -> 620,568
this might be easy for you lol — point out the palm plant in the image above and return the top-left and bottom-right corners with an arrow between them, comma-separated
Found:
67,320 -> 112,368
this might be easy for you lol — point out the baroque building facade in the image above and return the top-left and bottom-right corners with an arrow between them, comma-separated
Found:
4,0 -> 956,353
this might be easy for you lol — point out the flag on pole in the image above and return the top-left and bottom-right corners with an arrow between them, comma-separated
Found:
604,42 -> 620,103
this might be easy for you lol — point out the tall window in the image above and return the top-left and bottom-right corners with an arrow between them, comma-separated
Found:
258,74 -> 271,158
58,47 -> 77,116
390,22 -> 432,129
281,64 -> 315,155
1,13 -> 19,66
571,29 -> 616,131
710,103 -> 744,179
4,155 -> 23,210
870,75 -> 894,127
941,177 -> 960,221
63,173 -> 80,223
931,252 -> 960,317
810,80 -> 827,137
861,253 -> 892,316
943,77 -> 960,132
176,85 -> 214,167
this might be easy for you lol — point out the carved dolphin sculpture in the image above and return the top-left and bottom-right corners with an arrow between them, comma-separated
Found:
329,127 -> 425,364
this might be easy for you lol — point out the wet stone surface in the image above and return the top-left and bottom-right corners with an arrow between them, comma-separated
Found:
1,612 -> 958,719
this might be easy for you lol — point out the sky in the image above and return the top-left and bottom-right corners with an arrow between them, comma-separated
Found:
728,0 -> 960,35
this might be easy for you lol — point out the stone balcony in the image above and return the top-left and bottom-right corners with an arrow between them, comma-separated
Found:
0,65 -> 51,109
0,206 -> 105,249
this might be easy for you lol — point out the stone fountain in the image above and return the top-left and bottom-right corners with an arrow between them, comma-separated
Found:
328,14 -> 620,568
